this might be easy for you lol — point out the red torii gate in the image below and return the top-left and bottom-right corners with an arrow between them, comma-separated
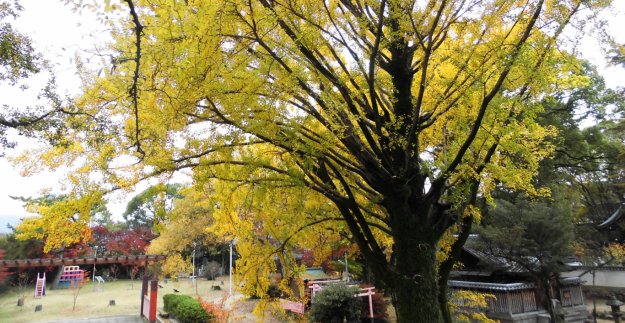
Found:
0,254 -> 166,323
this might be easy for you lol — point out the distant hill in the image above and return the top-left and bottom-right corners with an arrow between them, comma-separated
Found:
0,214 -> 23,233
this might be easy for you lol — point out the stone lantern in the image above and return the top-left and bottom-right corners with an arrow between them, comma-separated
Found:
607,296 -> 624,323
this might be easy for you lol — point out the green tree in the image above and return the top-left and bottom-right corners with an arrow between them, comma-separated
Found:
0,229 -> 44,260
474,62 -> 625,322
476,192 -> 576,323
122,183 -> 183,232
538,62 -> 625,188
17,1 -> 617,321
535,61 -> 625,253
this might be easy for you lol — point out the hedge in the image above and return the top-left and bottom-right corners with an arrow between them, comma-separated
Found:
163,294 -> 213,323
163,294 -> 193,312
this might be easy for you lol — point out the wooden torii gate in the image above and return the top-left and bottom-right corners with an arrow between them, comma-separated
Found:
0,254 -> 166,323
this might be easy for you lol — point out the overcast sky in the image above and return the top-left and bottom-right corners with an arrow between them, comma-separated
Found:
1,1 -> 624,232
0,0 -> 112,232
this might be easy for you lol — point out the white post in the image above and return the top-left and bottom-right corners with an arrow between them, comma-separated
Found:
368,291 -> 374,320
345,252 -> 349,283
192,242 -> 196,286
93,246 -> 98,285
229,240 -> 233,298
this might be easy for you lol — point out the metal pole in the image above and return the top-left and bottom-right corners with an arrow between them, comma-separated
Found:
93,246 -> 97,285
229,241 -> 233,297
345,252 -> 349,283
593,270 -> 598,323
192,242 -> 196,287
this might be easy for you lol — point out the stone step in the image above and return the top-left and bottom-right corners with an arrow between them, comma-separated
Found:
563,307 -> 590,323
564,314 -> 590,323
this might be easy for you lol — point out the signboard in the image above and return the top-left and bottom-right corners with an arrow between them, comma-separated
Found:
142,295 -> 150,317
280,299 -> 305,314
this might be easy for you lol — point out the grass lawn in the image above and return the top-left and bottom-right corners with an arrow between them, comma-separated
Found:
1,276 -> 393,322
0,277 -> 235,322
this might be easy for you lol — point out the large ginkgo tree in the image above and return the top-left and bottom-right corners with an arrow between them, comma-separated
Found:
16,0 -> 615,321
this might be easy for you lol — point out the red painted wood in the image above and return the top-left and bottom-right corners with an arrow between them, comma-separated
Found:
149,280 -> 158,323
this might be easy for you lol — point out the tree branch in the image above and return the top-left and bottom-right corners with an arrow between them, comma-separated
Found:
123,0 -> 144,156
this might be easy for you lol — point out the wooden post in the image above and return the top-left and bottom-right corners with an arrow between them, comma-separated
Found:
140,264 -> 149,318
149,279 -> 158,323
149,261 -> 159,323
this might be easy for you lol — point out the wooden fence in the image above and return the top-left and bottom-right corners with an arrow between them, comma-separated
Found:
449,281 -> 538,314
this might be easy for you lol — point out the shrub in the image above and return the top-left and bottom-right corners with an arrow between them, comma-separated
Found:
163,294 -> 212,323
198,296 -> 232,323
163,294 -> 194,313
176,298 -> 212,323
309,284 -> 362,323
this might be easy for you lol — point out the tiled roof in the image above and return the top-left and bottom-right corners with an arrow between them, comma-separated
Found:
449,280 -> 535,291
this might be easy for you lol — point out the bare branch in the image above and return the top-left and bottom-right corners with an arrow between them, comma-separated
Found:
123,0 -> 144,156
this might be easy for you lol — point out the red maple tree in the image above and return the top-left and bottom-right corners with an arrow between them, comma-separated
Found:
0,250 -> 9,283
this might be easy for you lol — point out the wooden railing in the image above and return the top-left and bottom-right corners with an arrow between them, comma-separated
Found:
0,254 -> 166,268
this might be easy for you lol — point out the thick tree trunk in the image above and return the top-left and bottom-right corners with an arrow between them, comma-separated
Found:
389,235 -> 442,322
438,281 -> 453,323
438,215 -> 475,323
541,277 -> 556,323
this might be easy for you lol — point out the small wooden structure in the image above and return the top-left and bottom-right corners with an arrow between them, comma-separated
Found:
449,278 -> 587,322
449,280 -> 538,314
452,235 -> 589,322
558,277 -> 585,307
